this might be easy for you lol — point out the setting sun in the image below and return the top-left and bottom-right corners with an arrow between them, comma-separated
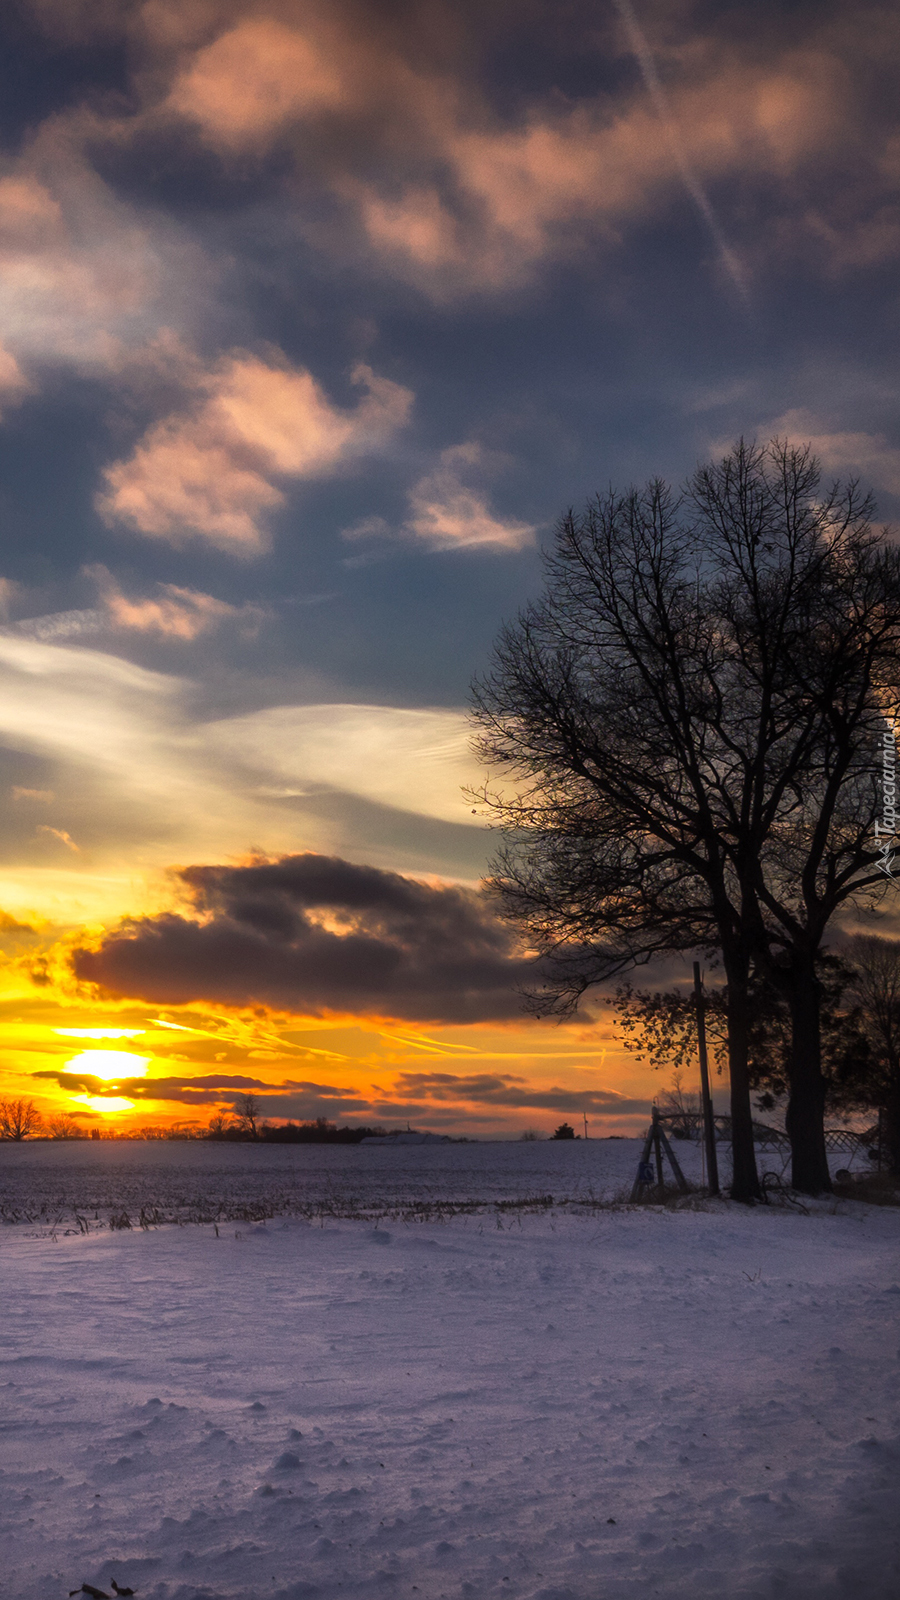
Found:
63,1050 -> 150,1082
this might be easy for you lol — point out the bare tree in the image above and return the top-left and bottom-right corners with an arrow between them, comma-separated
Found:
206,1110 -> 237,1139
658,1069 -> 701,1135
0,1098 -> 43,1140
232,1092 -> 261,1138
46,1112 -> 86,1139
689,443 -> 900,1191
472,440 -> 900,1197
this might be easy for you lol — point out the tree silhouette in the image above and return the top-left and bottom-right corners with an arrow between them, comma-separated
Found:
0,1098 -> 43,1140
472,440 -> 900,1196
836,935 -> 900,1174
232,1092 -> 261,1138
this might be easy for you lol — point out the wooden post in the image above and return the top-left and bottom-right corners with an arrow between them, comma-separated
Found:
693,961 -> 720,1197
630,1120 -> 656,1201
656,1119 -> 691,1194
651,1105 -> 665,1190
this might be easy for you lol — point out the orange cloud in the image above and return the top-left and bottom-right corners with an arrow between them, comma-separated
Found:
97,354 -> 413,553
37,825 -> 79,852
168,16 -> 345,151
405,443 -> 536,551
0,342 -> 32,415
2,0 -> 891,359
144,4 -> 850,294
86,565 -> 264,639
352,58 -> 840,294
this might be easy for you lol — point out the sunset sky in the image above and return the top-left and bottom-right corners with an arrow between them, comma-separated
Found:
1,0 -> 898,1135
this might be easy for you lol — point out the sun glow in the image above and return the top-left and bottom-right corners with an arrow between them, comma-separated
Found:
64,1049 -> 150,1081
74,1095 -> 136,1114
55,1028 -> 145,1039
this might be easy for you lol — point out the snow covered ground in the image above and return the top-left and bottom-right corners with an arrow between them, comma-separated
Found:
1,1174 -> 899,1600
0,1138 -> 681,1227
0,1135 -> 872,1228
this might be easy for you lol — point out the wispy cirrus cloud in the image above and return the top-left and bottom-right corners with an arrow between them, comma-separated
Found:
0,633 -> 484,922
0,129 -> 201,379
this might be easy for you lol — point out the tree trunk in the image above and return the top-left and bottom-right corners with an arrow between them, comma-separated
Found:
882,1081 -> 900,1177
725,966 -> 762,1202
786,965 -> 832,1194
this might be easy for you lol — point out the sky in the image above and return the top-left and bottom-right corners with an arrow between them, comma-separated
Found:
1,0 -> 899,1136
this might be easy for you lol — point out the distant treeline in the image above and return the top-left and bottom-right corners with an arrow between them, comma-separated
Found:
206,1119 -> 381,1144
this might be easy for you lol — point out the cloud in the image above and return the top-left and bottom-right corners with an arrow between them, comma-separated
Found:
404,443 -> 536,551
71,852 -> 538,1022
0,343 -> 32,415
5,609 -> 104,642
202,702 -> 481,827
0,578 -> 23,621
97,354 -> 413,553
756,410 -> 900,501
37,825 -> 79,852
341,443 -> 538,554
394,1071 -> 648,1114
86,564 -> 263,639
0,130 -> 198,377
33,1067 -> 276,1103
146,4 -> 854,295
0,632 -> 486,921
167,16 -> 345,152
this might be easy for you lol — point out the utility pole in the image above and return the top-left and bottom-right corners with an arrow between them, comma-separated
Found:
583,1112 -> 588,1139
693,961 -> 720,1197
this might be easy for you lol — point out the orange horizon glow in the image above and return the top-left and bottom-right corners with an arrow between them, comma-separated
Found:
0,932 -> 674,1137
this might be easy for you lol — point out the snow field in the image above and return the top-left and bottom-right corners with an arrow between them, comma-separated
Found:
0,1136 -> 870,1230
1,1202 -> 899,1600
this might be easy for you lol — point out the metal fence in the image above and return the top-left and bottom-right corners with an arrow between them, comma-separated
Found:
658,1110 -> 877,1157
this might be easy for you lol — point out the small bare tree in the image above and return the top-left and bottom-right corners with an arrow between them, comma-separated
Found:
207,1110 -> 237,1139
0,1098 -> 43,1140
659,1070 -> 701,1136
46,1112 -> 85,1139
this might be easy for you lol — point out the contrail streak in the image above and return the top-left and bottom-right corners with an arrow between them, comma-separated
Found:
612,0 -> 750,303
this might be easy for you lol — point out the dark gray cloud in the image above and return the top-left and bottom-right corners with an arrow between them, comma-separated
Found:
32,1060 -> 645,1124
72,853 -> 539,1022
32,1065 -> 369,1111
32,1069 -> 274,1102
394,1072 -> 649,1114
